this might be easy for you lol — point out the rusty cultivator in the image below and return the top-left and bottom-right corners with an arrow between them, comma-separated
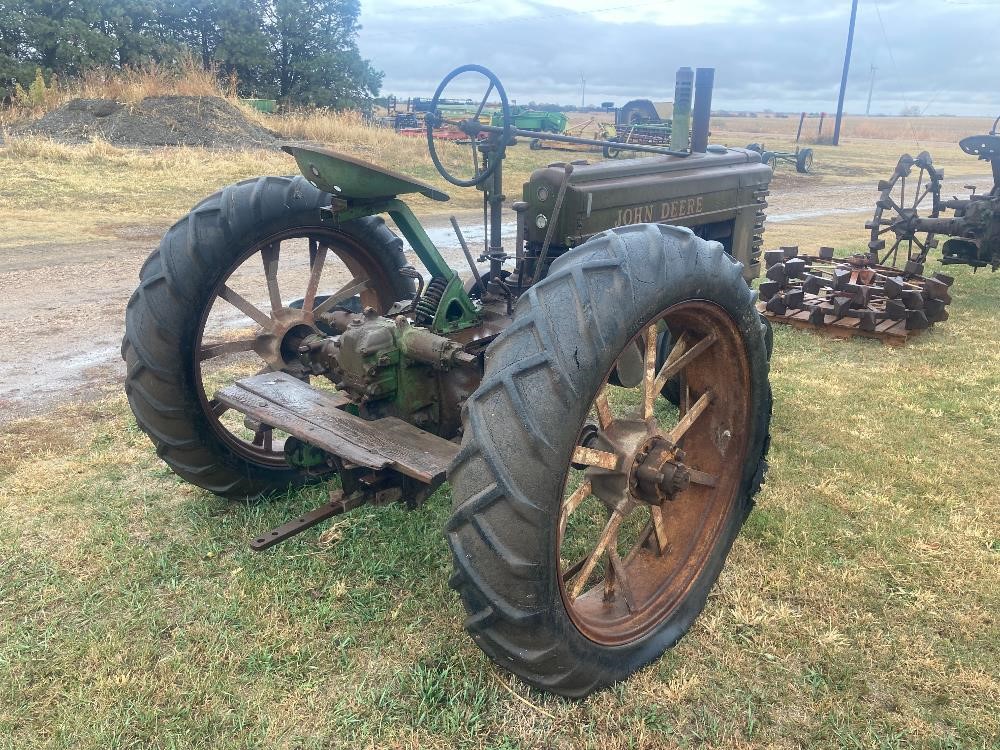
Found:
122,65 -> 775,697
757,247 -> 954,344
867,117 -> 1000,271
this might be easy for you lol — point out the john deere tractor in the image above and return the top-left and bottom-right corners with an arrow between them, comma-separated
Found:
122,65 -> 773,697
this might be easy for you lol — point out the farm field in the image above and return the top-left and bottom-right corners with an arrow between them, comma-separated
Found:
1,113 -> 998,749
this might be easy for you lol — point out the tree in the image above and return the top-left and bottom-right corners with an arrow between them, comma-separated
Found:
260,0 -> 381,107
0,0 -> 382,107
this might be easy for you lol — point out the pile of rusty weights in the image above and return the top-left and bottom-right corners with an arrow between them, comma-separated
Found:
758,246 -> 955,333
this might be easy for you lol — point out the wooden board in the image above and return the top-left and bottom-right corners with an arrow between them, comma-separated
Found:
216,372 -> 458,484
757,301 -> 925,346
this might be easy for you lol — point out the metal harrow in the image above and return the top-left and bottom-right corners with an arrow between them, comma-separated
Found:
757,246 -> 955,339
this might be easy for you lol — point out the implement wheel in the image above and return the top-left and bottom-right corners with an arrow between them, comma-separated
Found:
447,224 -> 772,697
796,148 -> 814,174
123,176 -> 413,499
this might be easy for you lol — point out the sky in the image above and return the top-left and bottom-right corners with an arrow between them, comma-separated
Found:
357,0 -> 1000,116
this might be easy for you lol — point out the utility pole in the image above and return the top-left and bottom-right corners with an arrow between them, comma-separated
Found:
865,64 -> 877,116
832,0 -> 859,145
580,73 -> 586,109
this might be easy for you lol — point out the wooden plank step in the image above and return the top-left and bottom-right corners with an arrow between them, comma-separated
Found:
215,372 -> 458,484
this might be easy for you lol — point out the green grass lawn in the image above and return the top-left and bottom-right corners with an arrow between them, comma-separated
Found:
2,259 -> 997,749
1,124 -> 998,747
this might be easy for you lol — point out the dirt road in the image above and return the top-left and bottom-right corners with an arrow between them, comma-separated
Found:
0,174 -> 979,424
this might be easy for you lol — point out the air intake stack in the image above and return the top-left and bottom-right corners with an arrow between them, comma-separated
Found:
691,67 -> 715,154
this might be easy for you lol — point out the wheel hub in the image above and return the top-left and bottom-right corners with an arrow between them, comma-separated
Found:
583,421 -> 693,509
253,308 -> 317,371
630,436 -> 690,504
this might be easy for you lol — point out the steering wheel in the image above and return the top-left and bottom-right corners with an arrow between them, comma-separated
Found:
426,64 -> 512,187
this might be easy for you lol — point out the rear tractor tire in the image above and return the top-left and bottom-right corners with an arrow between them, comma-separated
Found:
123,176 -> 414,499
446,224 -> 772,697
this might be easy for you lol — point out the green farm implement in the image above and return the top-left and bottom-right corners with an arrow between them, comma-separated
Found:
123,64 -> 773,697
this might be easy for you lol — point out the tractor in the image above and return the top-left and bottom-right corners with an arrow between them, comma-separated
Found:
866,116 -> 1000,270
122,65 -> 773,697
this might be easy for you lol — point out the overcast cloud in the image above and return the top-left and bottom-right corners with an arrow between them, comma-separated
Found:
358,0 -> 999,115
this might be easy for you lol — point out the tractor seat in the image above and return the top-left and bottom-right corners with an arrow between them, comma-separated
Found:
959,134 -> 1000,162
281,144 -> 449,202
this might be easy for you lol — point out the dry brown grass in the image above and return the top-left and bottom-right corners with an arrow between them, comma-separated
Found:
1,109 -> 998,749
0,57 -> 232,130
712,115 -> 996,145
75,58 -> 228,105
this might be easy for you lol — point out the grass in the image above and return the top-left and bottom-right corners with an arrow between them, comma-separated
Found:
1,106 -> 998,747
1,260 -> 997,749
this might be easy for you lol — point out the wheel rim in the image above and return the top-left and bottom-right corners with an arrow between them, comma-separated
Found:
557,301 -> 752,646
194,227 -> 402,466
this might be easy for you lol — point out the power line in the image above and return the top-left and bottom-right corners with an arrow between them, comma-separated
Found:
872,0 -> 921,146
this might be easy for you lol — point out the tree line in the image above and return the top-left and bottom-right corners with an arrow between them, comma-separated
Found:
0,0 -> 382,108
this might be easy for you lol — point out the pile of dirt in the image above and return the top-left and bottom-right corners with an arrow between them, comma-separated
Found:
17,95 -> 279,149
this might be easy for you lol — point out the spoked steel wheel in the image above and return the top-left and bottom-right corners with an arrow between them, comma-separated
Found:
197,226 -> 404,465
868,151 -> 942,266
447,224 -> 772,697
124,176 -> 413,498
559,302 -> 751,645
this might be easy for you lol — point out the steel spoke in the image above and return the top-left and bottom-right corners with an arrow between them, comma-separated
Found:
687,467 -> 720,487
678,370 -> 691,416
474,82 -> 494,120
199,338 -> 257,361
219,284 -> 272,328
312,277 -> 369,317
606,549 -> 635,611
261,243 -> 282,313
623,520 -> 655,565
569,511 -> 624,600
559,480 -> 592,537
652,332 -> 715,398
208,398 -> 230,418
253,426 -> 274,452
594,388 -> 613,430
881,237 -> 902,265
571,446 -> 620,471
303,242 -> 328,313
649,504 -> 670,552
642,323 -> 659,419
562,555 -> 588,582
665,389 -> 713,445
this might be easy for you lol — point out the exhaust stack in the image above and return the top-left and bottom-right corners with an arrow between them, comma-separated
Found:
691,67 -> 715,154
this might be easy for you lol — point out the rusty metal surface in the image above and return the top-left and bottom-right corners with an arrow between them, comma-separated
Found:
558,301 -> 751,646
249,489 -> 365,551
216,372 -> 458,484
758,246 -> 955,345
868,126 -> 1000,271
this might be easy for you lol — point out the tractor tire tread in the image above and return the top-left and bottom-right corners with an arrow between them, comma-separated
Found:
446,224 -> 771,697
123,175 -> 412,499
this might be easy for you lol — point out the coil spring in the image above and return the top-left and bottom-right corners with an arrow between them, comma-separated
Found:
415,276 -> 448,325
